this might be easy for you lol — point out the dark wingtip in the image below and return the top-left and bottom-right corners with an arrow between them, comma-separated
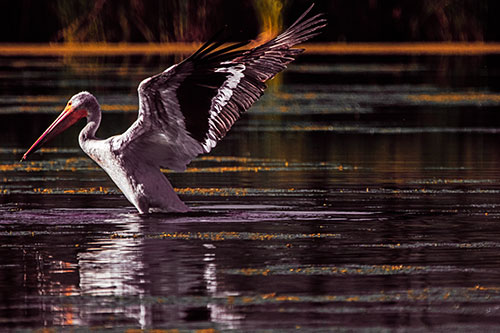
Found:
186,26 -> 230,61
287,3 -> 316,30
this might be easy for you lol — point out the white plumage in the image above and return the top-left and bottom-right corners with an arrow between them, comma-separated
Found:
22,5 -> 326,213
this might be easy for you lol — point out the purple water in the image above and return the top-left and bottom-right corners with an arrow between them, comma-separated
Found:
1,54 -> 500,330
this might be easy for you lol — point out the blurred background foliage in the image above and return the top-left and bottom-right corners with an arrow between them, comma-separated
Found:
0,0 -> 497,43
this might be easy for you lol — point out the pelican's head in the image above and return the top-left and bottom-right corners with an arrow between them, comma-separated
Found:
21,92 -> 96,161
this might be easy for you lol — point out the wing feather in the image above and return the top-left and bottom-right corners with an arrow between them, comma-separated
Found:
113,4 -> 326,170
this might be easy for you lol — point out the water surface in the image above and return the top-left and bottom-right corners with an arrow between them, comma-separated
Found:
1,53 -> 500,331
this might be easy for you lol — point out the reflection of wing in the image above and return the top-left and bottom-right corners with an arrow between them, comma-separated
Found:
114,4 -> 326,171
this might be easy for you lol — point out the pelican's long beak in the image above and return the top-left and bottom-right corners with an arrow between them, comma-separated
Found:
21,104 -> 87,161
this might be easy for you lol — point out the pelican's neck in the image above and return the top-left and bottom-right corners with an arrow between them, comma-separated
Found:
79,96 -> 102,147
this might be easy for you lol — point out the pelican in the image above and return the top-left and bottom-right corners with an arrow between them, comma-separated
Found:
21,5 -> 326,214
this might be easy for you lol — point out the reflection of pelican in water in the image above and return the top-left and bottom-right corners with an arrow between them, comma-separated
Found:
18,209 -> 251,327
76,215 -> 149,326
21,5 -> 326,213
203,244 -> 245,327
76,217 -> 245,328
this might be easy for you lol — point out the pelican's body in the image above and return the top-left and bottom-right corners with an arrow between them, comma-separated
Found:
21,5 -> 326,214
65,92 -> 190,213
82,120 -> 189,213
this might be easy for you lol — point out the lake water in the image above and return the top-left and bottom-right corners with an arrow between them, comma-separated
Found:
1,51 -> 500,331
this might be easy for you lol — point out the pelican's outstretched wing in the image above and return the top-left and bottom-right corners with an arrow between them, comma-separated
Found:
114,4 -> 326,171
